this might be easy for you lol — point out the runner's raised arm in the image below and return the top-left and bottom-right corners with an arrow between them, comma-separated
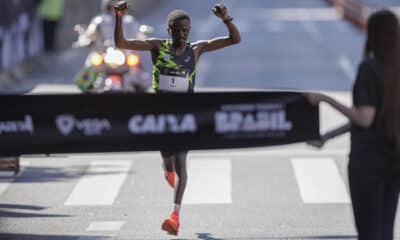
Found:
114,7 -> 161,51
192,4 -> 241,63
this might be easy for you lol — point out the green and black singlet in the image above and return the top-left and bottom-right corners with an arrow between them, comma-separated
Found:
153,40 -> 196,93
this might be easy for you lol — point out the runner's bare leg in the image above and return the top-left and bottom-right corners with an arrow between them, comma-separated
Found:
174,151 -> 188,204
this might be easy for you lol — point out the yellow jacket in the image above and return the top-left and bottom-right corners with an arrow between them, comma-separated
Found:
39,0 -> 64,21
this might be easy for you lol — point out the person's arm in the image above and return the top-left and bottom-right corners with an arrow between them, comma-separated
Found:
193,4 -> 241,61
114,8 -> 159,51
306,61 -> 378,148
83,16 -> 100,41
323,122 -> 351,140
72,16 -> 100,48
308,122 -> 351,148
307,93 -> 376,128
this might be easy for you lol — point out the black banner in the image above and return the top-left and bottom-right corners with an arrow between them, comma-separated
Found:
0,92 -> 319,155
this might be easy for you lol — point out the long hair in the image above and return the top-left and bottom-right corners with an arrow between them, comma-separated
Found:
364,10 -> 400,158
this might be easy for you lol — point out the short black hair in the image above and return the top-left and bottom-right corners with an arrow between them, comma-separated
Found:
167,9 -> 190,27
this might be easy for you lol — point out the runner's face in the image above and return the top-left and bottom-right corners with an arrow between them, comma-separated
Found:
168,19 -> 191,46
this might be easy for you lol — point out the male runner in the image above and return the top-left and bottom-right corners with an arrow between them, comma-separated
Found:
114,3 -> 241,235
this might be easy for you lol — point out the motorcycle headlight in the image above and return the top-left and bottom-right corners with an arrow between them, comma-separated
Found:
90,52 -> 103,66
127,54 -> 140,67
104,48 -> 126,67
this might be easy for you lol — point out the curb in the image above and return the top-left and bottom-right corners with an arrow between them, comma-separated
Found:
327,0 -> 371,31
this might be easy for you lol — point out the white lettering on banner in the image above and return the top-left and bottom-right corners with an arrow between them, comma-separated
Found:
56,115 -> 111,136
129,114 -> 197,134
215,110 -> 292,134
0,115 -> 34,135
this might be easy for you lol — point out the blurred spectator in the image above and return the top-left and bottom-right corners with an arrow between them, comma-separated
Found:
38,0 -> 64,52
75,0 -> 140,49
0,0 -> 42,70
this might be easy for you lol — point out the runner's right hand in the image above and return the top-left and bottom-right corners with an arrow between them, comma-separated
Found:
113,2 -> 129,17
213,4 -> 229,20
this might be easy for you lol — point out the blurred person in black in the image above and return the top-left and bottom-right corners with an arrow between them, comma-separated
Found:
307,10 -> 400,240
114,3 -> 241,236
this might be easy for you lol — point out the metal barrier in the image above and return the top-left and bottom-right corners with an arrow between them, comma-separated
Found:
0,157 -> 20,174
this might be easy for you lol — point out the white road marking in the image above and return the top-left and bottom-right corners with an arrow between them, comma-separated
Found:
183,158 -> 232,204
78,236 -> 113,240
134,148 -> 348,159
65,161 -> 131,206
29,83 -> 81,94
0,179 -> 12,195
237,8 -> 342,21
291,158 -> 350,203
86,221 -> 125,232
0,161 -> 29,196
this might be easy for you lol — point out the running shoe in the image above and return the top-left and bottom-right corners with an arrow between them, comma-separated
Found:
161,212 -> 179,235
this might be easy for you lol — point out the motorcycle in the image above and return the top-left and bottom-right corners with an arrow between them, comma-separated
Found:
73,24 -> 153,93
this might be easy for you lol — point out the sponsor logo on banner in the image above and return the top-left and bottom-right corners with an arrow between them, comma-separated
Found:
0,115 -> 34,135
215,103 -> 293,134
129,114 -> 197,134
56,115 -> 111,136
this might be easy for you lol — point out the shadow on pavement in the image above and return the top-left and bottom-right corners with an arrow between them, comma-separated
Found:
0,209 -> 70,218
0,203 -> 46,211
0,204 -> 71,218
173,233 -> 357,240
0,234 -> 110,240
4,165 -> 135,183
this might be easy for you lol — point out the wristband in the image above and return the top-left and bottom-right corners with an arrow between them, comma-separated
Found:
223,17 -> 233,24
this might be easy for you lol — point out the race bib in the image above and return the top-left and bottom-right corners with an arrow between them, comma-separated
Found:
159,74 -> 189,92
